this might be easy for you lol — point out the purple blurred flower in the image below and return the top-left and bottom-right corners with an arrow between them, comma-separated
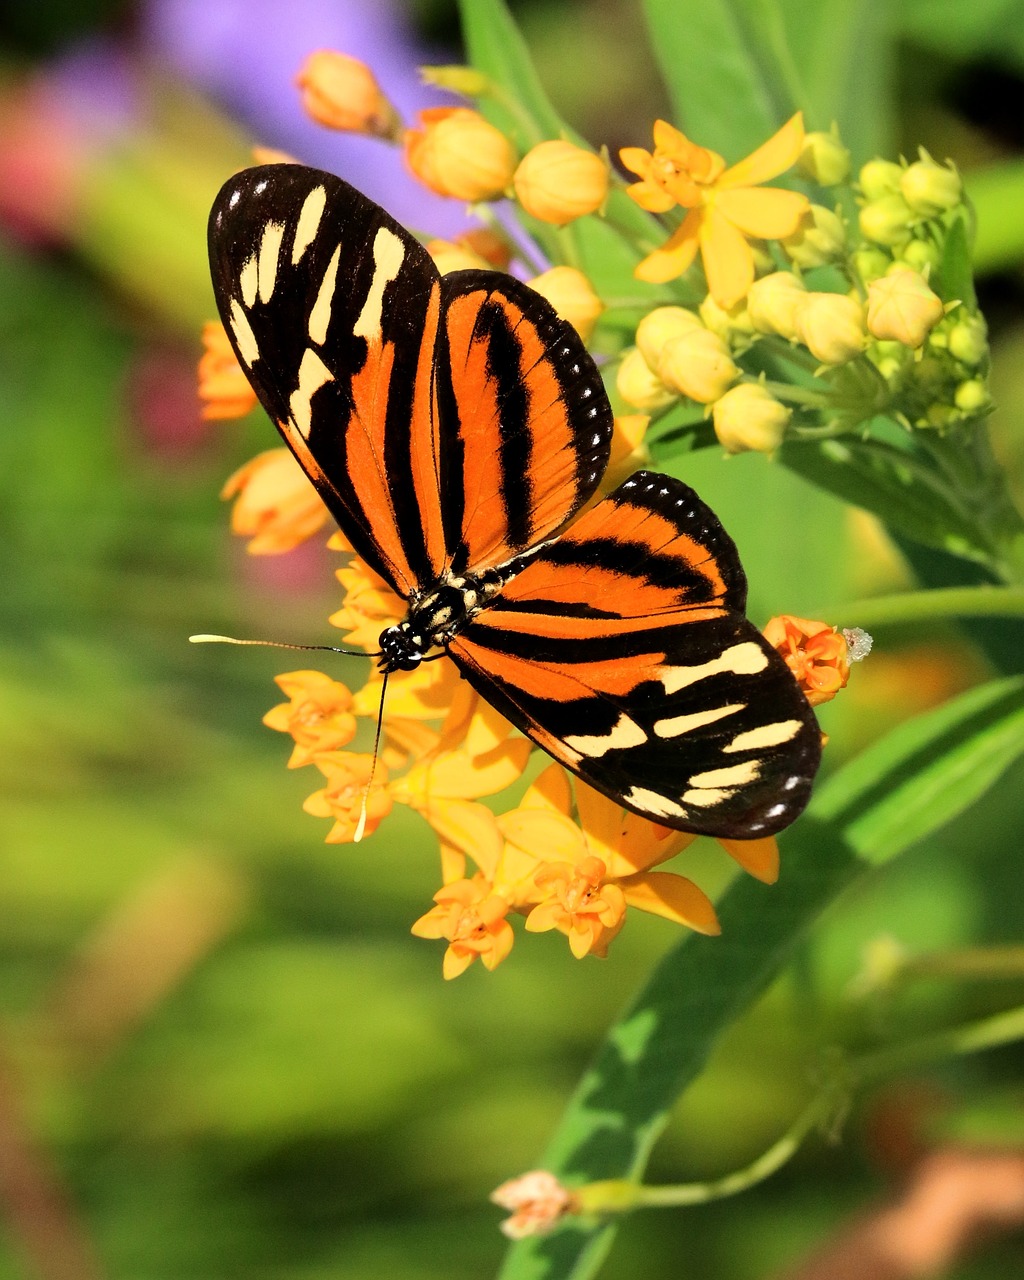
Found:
141,0 -> 474,234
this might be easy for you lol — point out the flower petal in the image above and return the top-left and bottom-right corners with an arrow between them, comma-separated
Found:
715,186 -> 810,239
699,206 -> 755,308
718,112 -> 804,189
634,209 -> 703,283
621,871 -> 720,934
718,835 -> 780,884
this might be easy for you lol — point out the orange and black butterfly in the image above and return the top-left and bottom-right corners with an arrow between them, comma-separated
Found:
208,164 -> 821,839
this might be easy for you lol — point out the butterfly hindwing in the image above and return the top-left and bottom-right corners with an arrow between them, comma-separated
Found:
208,165 -> 612,596
448,472 -> 821,837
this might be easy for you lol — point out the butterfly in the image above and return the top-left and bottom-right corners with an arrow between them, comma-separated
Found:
208,164 -> 821,839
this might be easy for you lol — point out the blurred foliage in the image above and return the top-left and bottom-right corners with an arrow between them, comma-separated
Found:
1,1 -> 1024,1279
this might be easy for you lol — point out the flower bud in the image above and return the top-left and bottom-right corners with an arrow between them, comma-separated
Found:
635,306 -> 702,370
954,378 -> 990,415
900,153 -> 962,218
251,146 -> 298,165
798,127 -> 850,186
868,339 -> 908,382
296,51 -> 402,141
198,321 -> 258,420
858,192 -> 914,247
404,107 -> 516,201
898,237 -> 941,274
657,328 -> 739,403
616,346 -> 675,411
712,383 -> 791,453
866,268 -> 944,348
781,204 -> 846,269
604,413 -> 651,488
853,246 -> 891,284
947,312 -> 988,366
426,238 -> 492,274
513,140 -> 608,226
528,266 -> 605,342
746,271 -> 807,340
858,158 -> 903,200
794,292 -> 867,364
699,293 -> 755,342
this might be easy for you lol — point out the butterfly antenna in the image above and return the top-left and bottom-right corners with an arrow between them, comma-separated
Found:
354,669 -> 390,843
190,633 -> 380,658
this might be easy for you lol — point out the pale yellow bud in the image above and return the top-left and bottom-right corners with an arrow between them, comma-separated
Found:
513,140 -> 608,226
795,292 -> 867,364
853,246 -> 891,284
657,328 -> 739,404
617,346 -> 675,411
746,272 -> 807,340
781,204 -> 846,269
866,268 -> 944,348
296,51 -> 402,141
699,293 -> 755,341
404,107 -> 516,201
634,306 -> 702,370
858,159 -> 904,200
898,238 -> 941,274
954,379 -> 990,415
799,128 -> 851,186
900,154 -> 962,218
528,266 -> 605,342
425,239 -> 492,274
947,313 -> 988,366
859,193 -> 915,247
712,383 -> 791,454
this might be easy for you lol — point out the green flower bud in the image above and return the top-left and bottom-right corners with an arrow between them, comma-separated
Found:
947,313 -> 989,367
781,204 -> 846,269
954,378 -> 990,415
799,127 -> 851,186
899,238 -> 941,274
858,159 -> 904,201
853,246 -> 892,284
900,153 -> 962,218
859,192 -> 915,248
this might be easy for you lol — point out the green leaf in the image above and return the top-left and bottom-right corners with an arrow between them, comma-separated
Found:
498,675 -> 1024,1280
780,434 -> 997,568
967,160 -> 1024,275
936,214 -> 977,307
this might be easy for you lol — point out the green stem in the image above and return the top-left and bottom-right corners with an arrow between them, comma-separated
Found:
760,380 -> 830,408
853,1003 -> 1024,1086
831,584 -> 1024,630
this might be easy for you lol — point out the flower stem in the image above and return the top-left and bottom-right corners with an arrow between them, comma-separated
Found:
831,584 -> 1024,630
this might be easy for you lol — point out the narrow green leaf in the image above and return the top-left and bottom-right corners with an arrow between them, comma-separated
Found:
498,675 -> 1024,1279
936,214 -> 977,307
781,435 -> 996,568
966,159 -> 1024,274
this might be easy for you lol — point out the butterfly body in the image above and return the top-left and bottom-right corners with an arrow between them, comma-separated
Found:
209,164 -> 821,838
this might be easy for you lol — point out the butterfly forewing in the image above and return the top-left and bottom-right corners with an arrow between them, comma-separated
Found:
448,472 -> 821,837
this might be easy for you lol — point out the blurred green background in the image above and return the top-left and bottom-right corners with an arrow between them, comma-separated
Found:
2,1 -> 1024,1277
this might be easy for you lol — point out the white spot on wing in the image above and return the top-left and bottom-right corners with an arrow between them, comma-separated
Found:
289,347 -> 334,439
309,244 -> 342,346
353,227 -> 405,342
258,221 -> 286,302
292,185 -> 327,264
564,714 -> 646,759
688,761 -> 761,789
229,299 -> 259,368
624,787 -> 690,821
660,642 -> 768,695
239,254 -> 258,308
653,703 -> 745,740
724,720 -> 802,753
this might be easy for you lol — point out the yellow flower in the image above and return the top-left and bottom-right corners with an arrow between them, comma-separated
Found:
221,448 -> 331,554
657,327 -> 739,404
866,268 -> 945,349
262,670 -> 357,767
303,752 -> 392,842
404,107 -> 516,201
527,266 -> 605,342
620,114 -> 809,306
712,382 -> 791,454
295,50 -> 402,141
198,321 -> 258,420
763,615 -> 852,706
411,875 -> 515,979
513,140 -> 608,225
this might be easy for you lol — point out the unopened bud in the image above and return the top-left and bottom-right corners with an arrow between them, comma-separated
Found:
657,328 -> 739,403
617,346 -> 675,411
853,246 -> 891,284
858,158 -> 903,201
712,382 -> 791,453
781,204 -> 846,269
404,107 -> 516,201
898,237 -> 941,274
426,239 -> 492,274
795,292 -> 867,364
900,153 -> 962,218
513,140 -> 608,226
296,51 -> 402,141
954,378 -> 990,415
699,293 -> 755,342
635,306 -> 702,370
799,127 -> 850,187
859,192 -> 915,248
947,312 -> 988,366
528,266 -> 605,342
866,268 -> 944,348
747,272 -> 807,340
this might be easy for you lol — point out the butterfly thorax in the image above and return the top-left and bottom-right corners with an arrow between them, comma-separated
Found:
377,570 -> 506,673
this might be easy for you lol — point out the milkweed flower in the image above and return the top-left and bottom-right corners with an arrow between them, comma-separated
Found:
221,448 -> 331,554
513,139 -> 608,225
404,107 -> 516,201
528,266 -> 605,341
798,126 -> 850,186
616,346 -> 676,411
712,382 -> 791,454
866,268 -> 945,348
764,615 -> 853,706
634,305 -> 703,369
304,751 -> 393,842
491,1171 -> 577,1239
411,875 -> 515,978
426,237 -> 493,274
198,321 -> 258,420
746,271 -> 807,340
263,670 -> 357,766
295,50 -> 402,141
620,113 -> 809,306
781,204 -> 846,269
794,291 -> 867,365
900,153 -> 962,218
657,327 -> 740,403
